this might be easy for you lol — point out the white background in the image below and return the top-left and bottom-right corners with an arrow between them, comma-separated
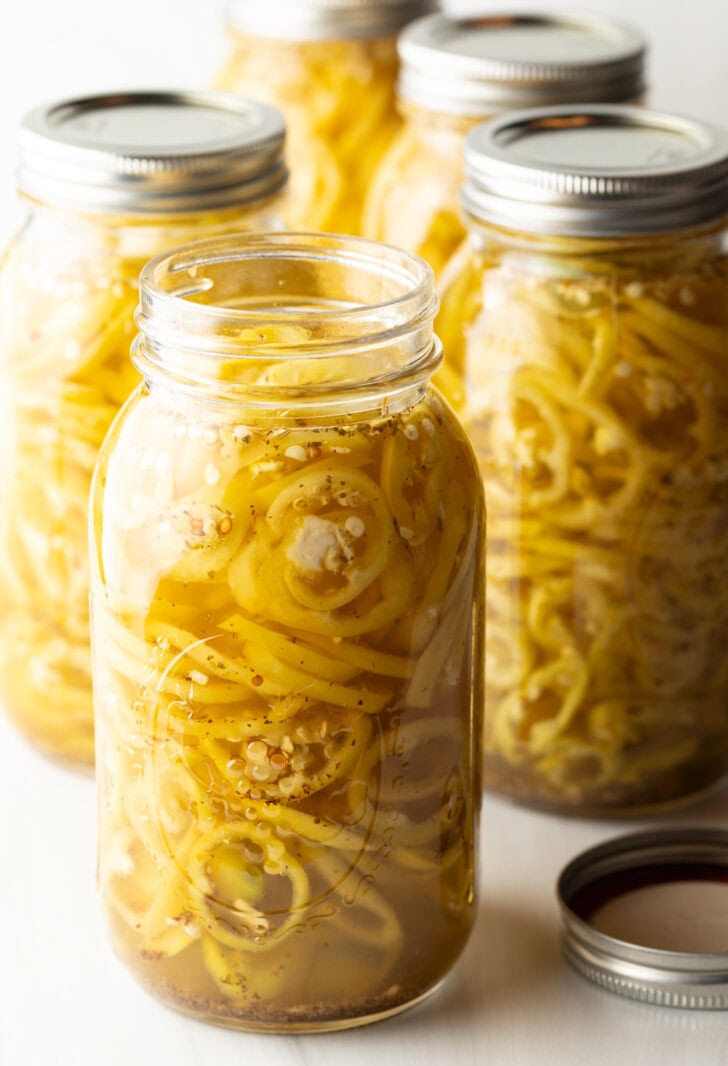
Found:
0,3 -> 727,1065
0,0 -> 726,242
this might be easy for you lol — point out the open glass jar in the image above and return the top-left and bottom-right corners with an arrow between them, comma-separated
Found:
364,12 -> 646,276
0,91 -> 287,767
215,0 -> 435,234
436,106 -> 728,814
91,233 -> 485,1031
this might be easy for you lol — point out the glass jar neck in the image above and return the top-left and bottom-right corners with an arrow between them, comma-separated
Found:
464,218 -> 727,274
228,27 -> 396,50
133,232 -> 440,417
398,100 -> 483,136
21,197 -> 284,260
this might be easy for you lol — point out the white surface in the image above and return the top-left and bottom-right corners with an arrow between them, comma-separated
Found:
3,709 -> 728,1066
0,0 -> 726,244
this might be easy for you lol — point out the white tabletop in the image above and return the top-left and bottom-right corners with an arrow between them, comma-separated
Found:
2,711 -> 727,1066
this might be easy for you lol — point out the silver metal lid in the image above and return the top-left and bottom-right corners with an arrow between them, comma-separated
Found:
462,105 -> 728,237
399,13 -> 646,115
558,828 -> 728,1010
226,0 -> 437,41
18,91 -> 287,216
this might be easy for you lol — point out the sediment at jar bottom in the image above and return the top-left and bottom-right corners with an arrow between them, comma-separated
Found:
93,388 -> 484,1028
106,909 -> 447,1032
435,244 -> 728,810
483,749 -> 728,816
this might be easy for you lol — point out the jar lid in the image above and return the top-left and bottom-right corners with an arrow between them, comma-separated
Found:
558,828 -> 728,1010
462,105 -> 728,238
226,0 -> 437,41
398,13 -> 646,116
18,91 -> 287,216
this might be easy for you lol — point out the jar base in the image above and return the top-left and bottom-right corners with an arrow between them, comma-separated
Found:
3,709 -> 95,774
130,972 -> 444,1034
484,757 -> 728,819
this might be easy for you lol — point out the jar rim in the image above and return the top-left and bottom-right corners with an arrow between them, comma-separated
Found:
134,232 -> 440,405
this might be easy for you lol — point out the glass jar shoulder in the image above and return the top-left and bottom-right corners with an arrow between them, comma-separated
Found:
0,205 -> 285,384
436,234 -> 728,409
0,211 -> 146,386
94,385 -> 484,614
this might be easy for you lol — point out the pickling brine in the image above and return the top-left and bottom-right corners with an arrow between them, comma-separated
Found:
91,233 -> 485,1031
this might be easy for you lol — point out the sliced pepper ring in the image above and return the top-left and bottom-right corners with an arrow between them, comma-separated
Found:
188,820 -> 310,952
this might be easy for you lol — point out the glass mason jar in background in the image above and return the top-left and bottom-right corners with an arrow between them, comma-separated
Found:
0,91 -> 287,767
364,12 -> 646,276
215,0 -> 436,234
91,233 -> 485,1031
436,106 -> 728,814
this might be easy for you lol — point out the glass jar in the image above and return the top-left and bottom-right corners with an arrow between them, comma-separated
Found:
0,91 -> 287,766
364,12 -> 646,276
436,106 -> 728,814
215,0 -> 435,234
91,233 -> 485,1031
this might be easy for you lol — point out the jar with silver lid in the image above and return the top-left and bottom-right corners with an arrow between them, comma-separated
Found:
436,105 -> 728,814
215,0 -> 436,234
364,12 -> 646,275
0,91 -> 287,767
